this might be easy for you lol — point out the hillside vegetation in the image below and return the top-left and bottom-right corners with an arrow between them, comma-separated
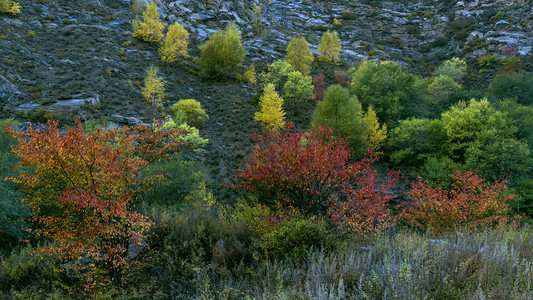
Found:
1,0 -> 533,298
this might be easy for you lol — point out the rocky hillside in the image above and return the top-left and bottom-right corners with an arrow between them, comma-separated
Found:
0,0 -> 532,199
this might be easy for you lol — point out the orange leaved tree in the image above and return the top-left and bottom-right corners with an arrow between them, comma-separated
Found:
5,119 -> 184,287
403,171 -> 512,235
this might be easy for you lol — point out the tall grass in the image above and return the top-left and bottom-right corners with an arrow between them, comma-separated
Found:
137,203 -> 533,299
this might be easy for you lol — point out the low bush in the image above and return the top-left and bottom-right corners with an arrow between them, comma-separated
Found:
252,207 -> 334,260
488,71 -> 533,105
171,99 -> 209,129
0,119 -> 28,252
403,171 -> 513,235
197,23 -> 245,79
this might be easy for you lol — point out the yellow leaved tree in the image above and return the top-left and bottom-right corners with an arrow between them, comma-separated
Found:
286,37 -> 314,76
364,105 -> 388,152
132,1 -> 165,43
254,83 -> 286,131
318,30 -> 342,64
0,0 -> 20,15
159,22 -> 189,63
141,65 -> 165,108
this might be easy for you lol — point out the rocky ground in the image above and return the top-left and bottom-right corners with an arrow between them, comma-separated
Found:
0,0 -> 532,200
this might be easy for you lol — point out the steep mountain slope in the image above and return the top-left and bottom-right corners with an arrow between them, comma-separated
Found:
0,0 -> 531,199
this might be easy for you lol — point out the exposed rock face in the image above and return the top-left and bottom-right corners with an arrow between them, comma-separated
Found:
159,0 -> 533,66
1,0 -> 531,120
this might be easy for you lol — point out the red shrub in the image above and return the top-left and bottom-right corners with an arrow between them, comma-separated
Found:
312,73 -> 327,102
403,171 -> 512,235
236,123 -> 399,234
334,70 -> 351,87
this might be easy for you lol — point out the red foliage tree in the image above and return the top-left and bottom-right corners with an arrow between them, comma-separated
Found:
334,70 -> 351,87
403,171 -> 512,235
5,119 -> 184,288
329,168 -> 399,235
312,73 -> 327,102
236,123 -> 398,233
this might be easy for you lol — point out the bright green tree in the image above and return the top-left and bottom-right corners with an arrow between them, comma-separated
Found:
141,65 -> 165,108
349,60 -> 430,126
435,57 -> 467,81
441,98 -> 530,179
311,85 -> 368,153
283,71 -> 313,107
254,83 -> 286,131
318,30 -> 342,64
163,111 -> 208,151
159,22 -> 189,63
286,37 -> 314,76
197,23 -> 245,79
260,60 -> 294,91
171,99 -> 209,129
428,75 -> 462,102
132,1 -> 165,43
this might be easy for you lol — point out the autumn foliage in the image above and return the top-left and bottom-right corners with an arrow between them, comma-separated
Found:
236,123 -> 398,234
132,1 -> 165,43
5,119 -> 184,287
403,171 -> 512,235
312,73 -> 326,102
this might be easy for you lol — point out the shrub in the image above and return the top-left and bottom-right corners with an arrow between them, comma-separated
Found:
498,56 -> 523,74
241,65 -> 257,85
403,171 -> 513,235
141,65 -> 165,108
130,0 -> 147,14
236,123 -> 353,214
236,123 -> 398,234
428,75 -> 462,101
450,16 -> 476,40
140,158 -> 208,207
197,23 -> 245,79
286,37 -> 314,76
389,118 -> 445,166
312,73 -> 326,102
254,83 -> 286,132
328,167 -> 398,235
132,1 -> 165,43
318,30 -> 342,64
171,99 -> 209,129
488,71 -> 533,105
282,71 -> 313,108
477,53 -> 498,69
334,70 -> 351,87
0,119 -> 28,251
259,60 -> 293,92
162,114 -> 209,151
159,22 -> 189,63
254,207 -> 334,260
0,0 -> 20,15
349,60 -> 430,126
0,245 -> 64,294
434,57 -> 467,81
